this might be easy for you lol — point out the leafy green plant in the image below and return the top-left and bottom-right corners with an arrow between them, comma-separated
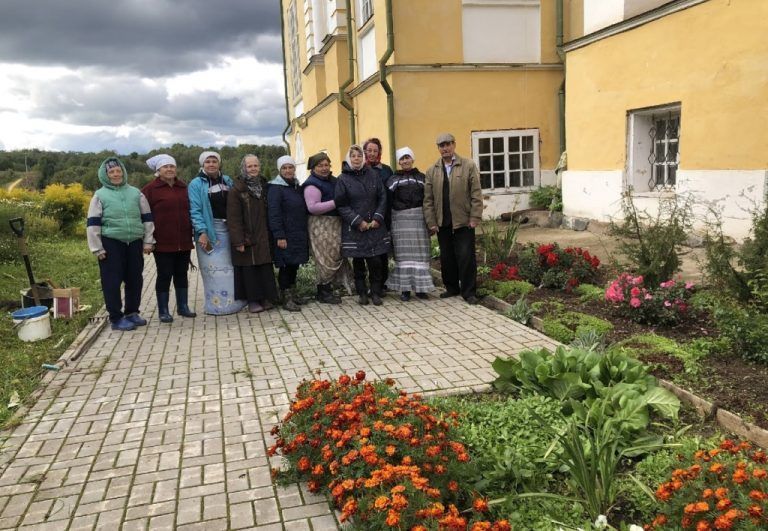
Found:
574,283 -> 605,303
479,219 -> 520,264
712,300 -> 768,363
41,183 -> 91,236
570,328 -> 605,352
514,243 -> 601,291
493,280 -> 534,300
616,333 -> 721,374
610,193 -> 692,287
529,185 -> 563,212
505,296 -> 533,325
540,311 -> 614,344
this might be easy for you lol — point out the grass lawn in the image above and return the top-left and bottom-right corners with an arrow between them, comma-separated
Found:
0,235 -> 101,427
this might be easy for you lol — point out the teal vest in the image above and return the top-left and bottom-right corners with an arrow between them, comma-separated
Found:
95,185 -> 145,243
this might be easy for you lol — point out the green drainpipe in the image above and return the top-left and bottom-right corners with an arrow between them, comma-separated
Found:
379,0 -> 395,164
339,1 -> 356,145
279,0 -> 292,154
556,0 -> 566,155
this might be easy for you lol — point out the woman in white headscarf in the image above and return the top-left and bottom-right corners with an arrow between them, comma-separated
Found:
188,151 -> 246,315
142,154 -> 196,322
334,144 -> 391,306
385,147 -> 435,301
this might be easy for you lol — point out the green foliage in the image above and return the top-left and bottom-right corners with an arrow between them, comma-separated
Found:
569,328 -> 606,353
616,333 -> 722,374
41,183 -> 91,236
430,235 -> 440,259
479,220 -> 520,264
0,198 -> 58,262
610,193 -> 692,287
573,283 -> 605,303
505,296 -> 533,325
540,311 -> 614,344
431,395 -> 567,495
529,185 -> 563,212
514,243 -> 601,291
493,280 -> 534,300
712,300 -> 768,363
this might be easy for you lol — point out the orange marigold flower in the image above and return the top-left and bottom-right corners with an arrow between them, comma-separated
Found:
391,493 -> 408,510
391,485 -> 406,494
297,456 -> 311,472
733,469 -> 749,484
753,468 -> 767,479
686,502 -> 709,514
340,497 -> 357,521
696,520 -> 712,531
716,498 -> 732,511
355,370 -> 366,381
338,374 -> 351,385
723,509 -> 742,521
448,480 -> 459,492
402,456 -> 413,465
385,509 -> 400,527
411,527 -> 428,531
492,521 -> 512,531
307,480 -> 320,492
715,487 -> 729,500
473,498 -> 490,513
373,496 -> 389,511
752,450 -> 767,463
311,464 -> 323,476
712,516 -> 731,530
651,514 -> 668,527
703,488 -> 714,499
748,505 -> 763,518
709,463 -> 725,474
470,523 -> 492,531
749,489 -> 767,501
709,449 -> 722,458
341,479 -> 354,491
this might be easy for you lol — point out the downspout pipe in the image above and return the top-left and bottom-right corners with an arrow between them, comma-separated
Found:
339,1 -> 356,145
378,0 -> 395,165
556,0 -> 566,155
279,0 -> 292,154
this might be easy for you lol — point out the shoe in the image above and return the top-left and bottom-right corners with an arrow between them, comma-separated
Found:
248,302 -> 264,313
371,293 -> 383,306
400,291 -> 411,302
125,313 -> 147,326
261,300 -> 274,311
156,292 -> 173,323
282,289 -> 302,312
465,295 -> 480,305
176,288 -> 197,318
416,292 -> 429,300
440,291 -> 460,299
111,317 -> 136,331
358,294 -> 369,306
317,285 -> 342,304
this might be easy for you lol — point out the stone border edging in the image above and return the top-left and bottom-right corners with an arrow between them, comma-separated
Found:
474,286 -> 768,448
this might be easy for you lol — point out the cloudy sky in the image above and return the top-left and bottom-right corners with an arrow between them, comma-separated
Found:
0,1 -> 286,154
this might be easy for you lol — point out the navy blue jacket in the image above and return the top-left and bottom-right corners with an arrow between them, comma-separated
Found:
267,176 -> 309,267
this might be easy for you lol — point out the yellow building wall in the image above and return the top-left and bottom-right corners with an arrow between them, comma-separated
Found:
391,70 -> 564,170
293,101 -> 350,168
353,84 -> 390,160
566,0 -> 768,170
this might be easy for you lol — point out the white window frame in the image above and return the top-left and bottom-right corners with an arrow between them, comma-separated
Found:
627,104 -> 681,193
472,129 -> 540,192
287,1 -> 303,101
358,0 -> 373,27
462,0 -> 541,64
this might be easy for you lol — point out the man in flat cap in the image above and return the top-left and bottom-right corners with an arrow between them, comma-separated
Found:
423,133 -> 483,305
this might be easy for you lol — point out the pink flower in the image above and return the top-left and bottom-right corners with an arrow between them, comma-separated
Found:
664,300 -> 672,307
630,287 -> 641,297
632,276 -> 644,286
630,297 -> 642,308
685,281 -> 695,289
660,280 -> 675,289
644,293 -> 653,300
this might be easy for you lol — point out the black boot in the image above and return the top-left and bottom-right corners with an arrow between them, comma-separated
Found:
156,292 -> 173,323
316,284 -> 341,304
282,289 -> 302,312
355,279 -> 369,305
176,288 -> 197,318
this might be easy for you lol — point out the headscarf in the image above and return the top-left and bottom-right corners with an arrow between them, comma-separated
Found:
104,159 -> 121,172
146,154 -> 176,175
277,155 -> 296,172
395,147 -> 415,164
199,151 -> 221,167
238,154 -> 263,198
345,144 -> 365,171
363,138 -> 383,166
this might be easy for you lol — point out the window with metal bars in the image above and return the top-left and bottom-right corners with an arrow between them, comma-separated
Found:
648,113 -> 680,190
472,129 -> 539,190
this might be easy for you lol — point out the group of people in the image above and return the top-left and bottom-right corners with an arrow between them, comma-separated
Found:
86,133 -> 483,331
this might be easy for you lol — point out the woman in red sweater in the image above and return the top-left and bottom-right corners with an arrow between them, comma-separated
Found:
142,154 -> 197,322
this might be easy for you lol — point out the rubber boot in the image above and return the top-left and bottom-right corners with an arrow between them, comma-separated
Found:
316,284 -> 341,304
156,291 -> 173,323
176,288 -> 197,318
283,289 -> 302,312
355,279 -> 369,306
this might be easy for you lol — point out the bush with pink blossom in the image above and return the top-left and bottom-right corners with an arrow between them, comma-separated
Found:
605,274 -> 695,325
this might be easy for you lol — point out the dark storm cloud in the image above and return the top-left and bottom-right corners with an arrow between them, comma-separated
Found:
0,0 -> 282,75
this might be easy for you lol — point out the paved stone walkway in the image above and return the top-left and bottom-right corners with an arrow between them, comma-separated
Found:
0,265 -> 558,530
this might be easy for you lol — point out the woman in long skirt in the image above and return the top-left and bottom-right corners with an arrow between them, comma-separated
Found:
385,147 -> 435,301
227,154 -> 279,313
188,151 -> 246,315
302,152 -> 353,303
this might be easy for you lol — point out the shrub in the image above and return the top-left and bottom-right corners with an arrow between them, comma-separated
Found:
479,220 -> 520,265
493,280 -> 535,300
541,311 -> 614,344
610,193 -> 692,287
41,183 -> 91,236
529,185 -> 563,212
712,301 -> 768,364
605,274 -> 695,326
269,373 -> 513,530
617,333 -> 720,375
574,283 -> 605,303
646,438 -> 768,530
514,243 -> 601,291
0,199 -> 58,263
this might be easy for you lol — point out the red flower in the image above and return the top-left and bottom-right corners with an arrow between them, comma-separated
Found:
545,252 -> 558,267
355,370 -> 366,381
338,374 -> 351,385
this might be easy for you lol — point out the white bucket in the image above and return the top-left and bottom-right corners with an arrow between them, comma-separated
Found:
12,306 -> 52,342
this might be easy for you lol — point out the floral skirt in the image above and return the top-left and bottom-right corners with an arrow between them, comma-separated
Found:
196,219 -> 247,315
308,215 -> 353,294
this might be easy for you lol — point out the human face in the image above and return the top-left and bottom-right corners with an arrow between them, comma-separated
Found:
398,155 -> 414,171
314,159 -> 331,178
438,141 -> 456,162
364,143 -> 380,164
280,164 -> 296,181
203,156 -> 220,176
158,164 -> 177,182
349,149 -> 364,169
107,165 -> 123,185
244,157 -> 260,178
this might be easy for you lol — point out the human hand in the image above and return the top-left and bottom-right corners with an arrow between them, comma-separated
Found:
469,220 -> 478,229
359,221 -> 369,232
97,251 -> 107,261
429,226 -> 438,235
143,244 -> 154,255
198,233 -> 210,248
369,220 -> 379,230
236,245 -> 245,252
277,239 -> 287,249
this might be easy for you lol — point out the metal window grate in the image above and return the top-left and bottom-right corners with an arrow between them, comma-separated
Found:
647,112 -> 679,190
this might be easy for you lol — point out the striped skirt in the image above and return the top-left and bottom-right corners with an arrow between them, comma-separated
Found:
308,215 -> 353,294
196,219 -> 247,315
386,207 -> 435,293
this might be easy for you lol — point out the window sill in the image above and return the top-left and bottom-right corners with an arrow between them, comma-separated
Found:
482,188 -> 537,195
631,190 -> 677,199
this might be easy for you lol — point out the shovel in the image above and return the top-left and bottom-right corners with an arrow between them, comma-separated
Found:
9,217 -> 42,306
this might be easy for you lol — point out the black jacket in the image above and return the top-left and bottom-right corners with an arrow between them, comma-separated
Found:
335,162 -> 391,258
387,169 -> 425,211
